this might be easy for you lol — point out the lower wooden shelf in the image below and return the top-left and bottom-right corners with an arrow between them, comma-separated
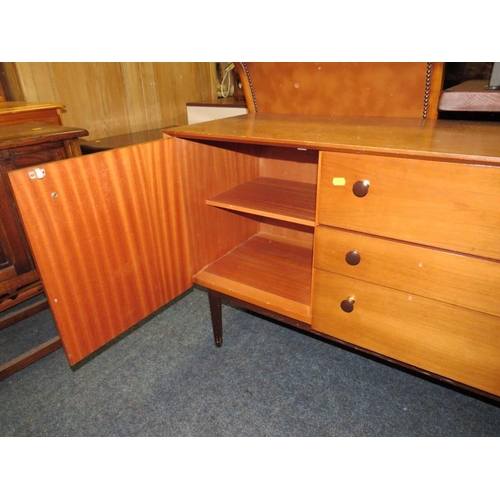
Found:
194,232 -> 313,324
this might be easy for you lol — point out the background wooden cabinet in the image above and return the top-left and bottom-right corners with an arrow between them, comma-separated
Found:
0,111 -> 88,380
1,123 -> 88,322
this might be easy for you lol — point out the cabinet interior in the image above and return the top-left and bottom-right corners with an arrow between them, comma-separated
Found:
189,140 -> 319,324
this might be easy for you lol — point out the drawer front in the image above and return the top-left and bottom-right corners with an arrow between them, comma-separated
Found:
312,269 -> 500,397
314,226 -> 500,317
9,142 -> 68,168
318,151 -> 500,260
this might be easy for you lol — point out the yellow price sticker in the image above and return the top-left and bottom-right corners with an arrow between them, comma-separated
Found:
332,177 -> 346,186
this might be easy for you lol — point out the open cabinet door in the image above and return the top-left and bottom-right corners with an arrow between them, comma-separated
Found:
8,137 -> 192,365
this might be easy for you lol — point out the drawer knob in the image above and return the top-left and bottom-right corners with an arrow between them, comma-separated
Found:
345,250 -> 361,266
352,180 -> 370,197
340,296 -> 356,313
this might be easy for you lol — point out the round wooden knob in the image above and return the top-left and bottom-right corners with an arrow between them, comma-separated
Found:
345,250 -> 360,266
352,180 -> 370,197
340,296 -> 355,313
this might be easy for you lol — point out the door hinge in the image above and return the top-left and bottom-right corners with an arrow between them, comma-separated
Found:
28,168 -> 46,179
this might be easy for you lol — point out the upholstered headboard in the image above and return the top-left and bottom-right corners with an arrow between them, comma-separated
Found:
235,62 -> 444,119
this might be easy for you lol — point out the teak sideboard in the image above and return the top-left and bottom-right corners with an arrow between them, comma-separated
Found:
7,114 -> 500,400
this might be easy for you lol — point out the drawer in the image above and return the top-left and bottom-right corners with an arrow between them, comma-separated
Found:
312,269 -> 500,397
9,142 -> 68,168
317,151 -> 500,260
314,226 -> 500,317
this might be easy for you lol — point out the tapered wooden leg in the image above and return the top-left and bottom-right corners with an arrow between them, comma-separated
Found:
208,290 -> 223,347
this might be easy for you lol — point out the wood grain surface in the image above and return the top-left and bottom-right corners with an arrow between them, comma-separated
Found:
6,63 -> 217,139
9,138 -> 192,365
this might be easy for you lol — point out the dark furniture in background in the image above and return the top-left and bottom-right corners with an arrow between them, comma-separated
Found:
0,102 -> 88,380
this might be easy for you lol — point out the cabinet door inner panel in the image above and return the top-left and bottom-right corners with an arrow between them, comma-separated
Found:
8,139 -> 192,365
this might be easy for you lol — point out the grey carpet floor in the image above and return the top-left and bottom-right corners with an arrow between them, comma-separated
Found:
1,287 -> 499,436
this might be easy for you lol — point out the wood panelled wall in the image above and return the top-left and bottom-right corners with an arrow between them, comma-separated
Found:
4,62 -> 217,140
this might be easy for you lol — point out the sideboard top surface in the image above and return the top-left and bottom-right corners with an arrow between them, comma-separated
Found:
166,114 -> 500,164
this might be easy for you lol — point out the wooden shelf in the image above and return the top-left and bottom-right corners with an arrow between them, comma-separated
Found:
207,177 -> 316,226
0,101 -> 64,126
194,232 -> 313,324
439,80 -> 500,112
